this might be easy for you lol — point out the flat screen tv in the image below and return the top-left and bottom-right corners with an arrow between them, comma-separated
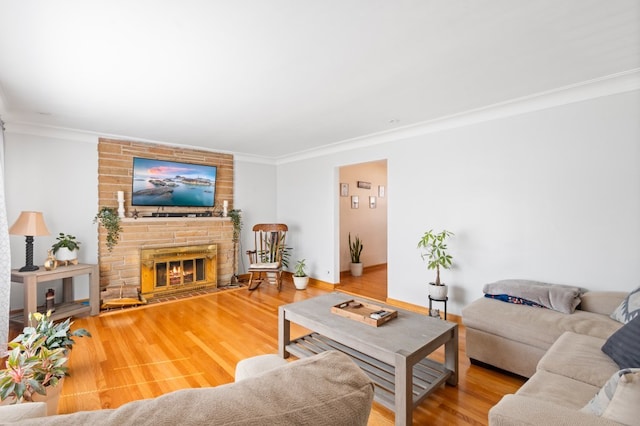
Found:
131,157 -> 217,207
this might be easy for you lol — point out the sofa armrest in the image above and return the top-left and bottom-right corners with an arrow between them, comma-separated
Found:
0,402 -> 47,422
489,395 -> 622,426
579,292 -> 628,316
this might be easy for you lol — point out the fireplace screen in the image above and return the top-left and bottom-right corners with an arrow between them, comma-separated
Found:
155,258 -> 206,287
140,244 -> 217,297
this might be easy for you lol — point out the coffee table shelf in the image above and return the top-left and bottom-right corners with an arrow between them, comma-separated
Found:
285,331 -> 453,411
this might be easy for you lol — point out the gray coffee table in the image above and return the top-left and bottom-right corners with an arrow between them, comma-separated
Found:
279,292 -> 458,426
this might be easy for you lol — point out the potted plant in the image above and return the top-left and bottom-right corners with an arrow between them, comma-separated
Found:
348,233 -> 364,277
12,311 -> 92,354
292,259 -> 309,290
94,207 -> 122,252
0,311 -> 91,414
417,229 -> 454,299
228,209 -> 242,285
51,233 -> 81,263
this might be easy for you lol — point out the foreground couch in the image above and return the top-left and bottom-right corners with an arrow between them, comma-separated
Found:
0,350 -> 375,425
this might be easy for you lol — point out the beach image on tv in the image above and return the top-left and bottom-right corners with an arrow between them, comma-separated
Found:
132,158 -> 217,207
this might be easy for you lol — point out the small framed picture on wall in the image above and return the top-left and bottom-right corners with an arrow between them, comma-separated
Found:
351,195 -> 359,209
340,183 -> 349,197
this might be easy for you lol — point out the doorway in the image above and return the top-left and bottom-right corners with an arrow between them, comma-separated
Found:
338,160 -> 388,300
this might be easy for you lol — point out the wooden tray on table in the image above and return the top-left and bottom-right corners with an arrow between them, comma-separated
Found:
331,299 -> 397,327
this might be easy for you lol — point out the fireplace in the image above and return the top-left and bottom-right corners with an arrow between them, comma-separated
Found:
140,244 -> 217,298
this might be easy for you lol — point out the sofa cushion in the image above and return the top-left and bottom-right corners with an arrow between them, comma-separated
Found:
462,298 -> 622,351
580,368 -> 640,425
579,291 -> 628,316
516,369 -> 601,409
537,332 -> 620,387
610,286 -> 640,324
601,314 -> 640,369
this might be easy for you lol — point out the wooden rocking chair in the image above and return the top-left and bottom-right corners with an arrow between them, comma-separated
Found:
246,223 -> 288,291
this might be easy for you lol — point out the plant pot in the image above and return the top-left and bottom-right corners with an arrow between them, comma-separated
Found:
293,276 -> 309,290
54,248 -> 77,262
350,262 -> 363,277
32,379 -> 64,415
428,283 -> 448,300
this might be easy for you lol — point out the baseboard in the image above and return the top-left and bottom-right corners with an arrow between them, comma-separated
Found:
281,271 -> 336,291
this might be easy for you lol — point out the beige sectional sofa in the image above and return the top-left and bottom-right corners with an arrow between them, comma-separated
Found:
463,283 -> 640,425
0,350 -> 374,425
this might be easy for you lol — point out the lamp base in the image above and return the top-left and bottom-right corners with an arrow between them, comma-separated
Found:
20,235 -> 39,272
19,264 -> 39,272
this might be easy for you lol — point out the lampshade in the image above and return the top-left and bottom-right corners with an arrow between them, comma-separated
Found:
9,211 -> 50,236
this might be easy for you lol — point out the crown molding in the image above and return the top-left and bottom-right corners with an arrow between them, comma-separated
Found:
277,69 -> 640,165
3,69 -> 639,166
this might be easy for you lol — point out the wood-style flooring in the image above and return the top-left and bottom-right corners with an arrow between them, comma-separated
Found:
12,267 -> 525,425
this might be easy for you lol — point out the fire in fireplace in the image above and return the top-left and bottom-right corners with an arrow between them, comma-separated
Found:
140,244 -> 217,297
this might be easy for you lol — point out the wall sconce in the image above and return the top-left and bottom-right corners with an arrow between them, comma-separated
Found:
9,211 -> 51,272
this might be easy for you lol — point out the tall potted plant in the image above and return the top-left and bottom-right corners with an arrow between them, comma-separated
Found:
417,229 -> 454,299
348,233 -> 364,277
292,259 -> 309,290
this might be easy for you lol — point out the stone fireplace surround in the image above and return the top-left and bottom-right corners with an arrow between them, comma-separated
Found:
97,139 -> 235,301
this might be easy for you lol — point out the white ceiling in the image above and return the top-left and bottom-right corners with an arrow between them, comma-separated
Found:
0,1 -> 639,160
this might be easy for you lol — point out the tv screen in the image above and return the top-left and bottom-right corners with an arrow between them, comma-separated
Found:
131,157 -> 217,207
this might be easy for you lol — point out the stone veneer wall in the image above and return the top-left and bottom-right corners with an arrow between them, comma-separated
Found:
97,138 -> 235,291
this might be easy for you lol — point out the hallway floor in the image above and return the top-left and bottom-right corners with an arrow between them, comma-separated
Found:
338,263 -> 387,301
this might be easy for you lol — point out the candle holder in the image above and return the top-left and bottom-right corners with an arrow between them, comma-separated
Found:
117,191 -> 125,218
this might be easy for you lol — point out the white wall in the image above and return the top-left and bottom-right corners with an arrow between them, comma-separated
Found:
5,132 -> 98,308
278,89 -> 640,315
233,158 -> 278,274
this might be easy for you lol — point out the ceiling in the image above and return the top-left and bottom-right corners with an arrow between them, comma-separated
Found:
0,1 -> 639,160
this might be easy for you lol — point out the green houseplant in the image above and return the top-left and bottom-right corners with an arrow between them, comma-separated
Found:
292,259 -> 309,290
94,207 -> 122,252
0,311 -> 91,412
228,209 -> 242,285
51,233 -> 81,262
417,229 -> 454,299
348,233 -> 364,277
12,311 -> 92,354
0,333 -> 68,404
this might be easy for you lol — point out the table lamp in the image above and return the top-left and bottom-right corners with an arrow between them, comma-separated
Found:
9,211 -> 51,272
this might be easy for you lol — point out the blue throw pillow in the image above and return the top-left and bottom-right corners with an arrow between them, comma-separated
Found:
601,314 -> 640,369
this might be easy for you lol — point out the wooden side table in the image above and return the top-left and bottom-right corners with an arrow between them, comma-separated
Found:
11,263 -> 100,325
428,295 -> 448,320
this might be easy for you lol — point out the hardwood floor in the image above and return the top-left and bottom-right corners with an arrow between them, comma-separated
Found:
21,271 -> 524,425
